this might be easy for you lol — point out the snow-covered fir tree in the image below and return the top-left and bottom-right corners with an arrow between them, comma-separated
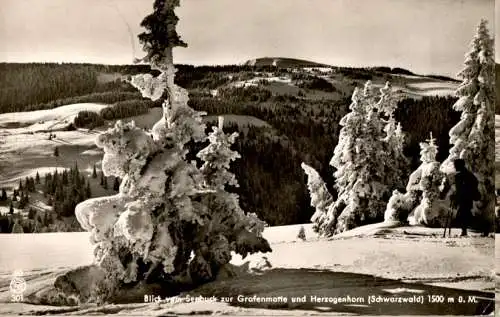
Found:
197,116 -> 240,190
440,19 -> 495,233
301,162 -> 334,235
326,85 -> 370,234
385,134 -> 448,226
378,82 -> 408,191
67,0 -> 270,303
303,81 -> 407,235
355,87 -> 391,221
194,116 -> 268,282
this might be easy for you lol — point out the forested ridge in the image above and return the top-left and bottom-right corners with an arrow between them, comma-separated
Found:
0,63 -> 289,112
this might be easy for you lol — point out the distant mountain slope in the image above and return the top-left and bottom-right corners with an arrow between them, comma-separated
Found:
244,57 -> 331,68
243,57 -> 460,82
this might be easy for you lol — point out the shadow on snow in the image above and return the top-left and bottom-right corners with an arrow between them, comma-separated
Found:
188,268 -> 494,315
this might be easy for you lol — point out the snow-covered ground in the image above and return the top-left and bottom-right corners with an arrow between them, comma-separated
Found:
402,81 -> 457,97
0,104 -> 109,189
232,76 -> 293,89
376,75 -> 457,98
0,224 -> 314,273
302,67 -> 333,73
0,129 -> 102,188
0,103 -> 109,132
0,224 -> 494,316
0,232 -> 93,273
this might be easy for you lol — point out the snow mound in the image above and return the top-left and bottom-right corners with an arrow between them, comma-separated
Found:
328,221 -> 401,239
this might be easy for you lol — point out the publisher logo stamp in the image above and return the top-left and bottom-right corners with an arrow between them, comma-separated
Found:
10,270 -> 26,302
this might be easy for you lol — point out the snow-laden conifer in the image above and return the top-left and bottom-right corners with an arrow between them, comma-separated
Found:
378,82 -> 408,191
303,81 -> 407,235
301,162 -> 334,234
440,19 -> 495,233
69,0 -> 270,303
385,134 -> 447,225
197,116 -> 240,190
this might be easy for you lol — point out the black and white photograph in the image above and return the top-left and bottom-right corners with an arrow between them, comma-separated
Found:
0,0 -> 497,315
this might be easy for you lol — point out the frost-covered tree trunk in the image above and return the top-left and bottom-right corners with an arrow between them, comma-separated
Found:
63,0 -> 270,303
440,19 -> 495,234
303,81 -> 407,236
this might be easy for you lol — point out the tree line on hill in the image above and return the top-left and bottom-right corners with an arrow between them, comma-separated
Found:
0,63 -> 97,112
0,63 -> 264,113
0,63 -> 155,113
73,99 -> 154,129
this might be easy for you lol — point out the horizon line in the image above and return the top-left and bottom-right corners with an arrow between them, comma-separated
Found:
0,59 -> 462,80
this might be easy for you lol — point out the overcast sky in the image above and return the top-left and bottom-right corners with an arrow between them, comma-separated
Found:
0,0 -> 494,77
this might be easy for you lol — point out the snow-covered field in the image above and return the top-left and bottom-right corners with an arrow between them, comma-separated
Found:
401,81 -> 457,97
0,103 -> 110,189
0,103 -> 108,132
371,74 -> 457,98
0,224 -> 315,273
0,102 -> 271,191
0,232 -> 93,273
232,76 -> 293,89
125,108 -> 271,131
0,129 -> 102,188
0,224 -> 494,316
228,72 -> 457,101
